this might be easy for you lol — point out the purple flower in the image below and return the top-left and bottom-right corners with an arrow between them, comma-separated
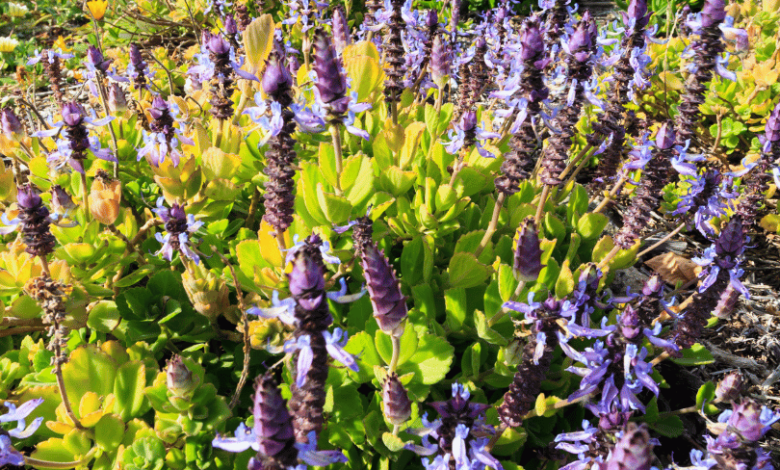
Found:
153,198 -> 203,263
360,242 -> 408,337
137,97 -> 193,167
86,45 -> 112,73
715,371 -> 744,403
312,28 -> 347,107
1,107 -> 23,141
513,218 -> 544,282
605,423 -> 655,470
383,372 -> 412,425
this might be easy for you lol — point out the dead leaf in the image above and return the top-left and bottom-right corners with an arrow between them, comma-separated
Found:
645,252 -> 702,285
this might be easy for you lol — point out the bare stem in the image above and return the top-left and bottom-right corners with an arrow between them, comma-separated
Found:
25,448 -> 97,469
596,245 -> 622,270
330,124 -> 344,196
475,193 -> 506,258
54,344 -> 84,429
593,173 -> 629,214
389,333 -> 401,373
534,185 -> 550,225
0,326 -> 46,338
245,187 -> 261,229
39,255 -> 51,277
636,222 -> 686,258
80,171 -> 91,222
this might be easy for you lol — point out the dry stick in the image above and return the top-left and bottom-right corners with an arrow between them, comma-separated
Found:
147,53 -> 176,96
0,326 -> 46,338
596,245 -> 622,270
245,187 -> 261,229
636,222 -> 687,258
213,247 -> 251,409
475,193 -> 506,258
592,172 -> 629,214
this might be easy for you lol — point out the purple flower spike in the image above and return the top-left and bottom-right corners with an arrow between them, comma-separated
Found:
716,371 -> 744,403
332,6 -> 350,52
253,373 -> 299,466
430,34 -> 450,85
108,83 -> 127,113
86,45 -> 112,73
16,185 -> 56,258
383,372 -> 412,425
520,18 -> 544,61
605,423 -> 655,470
701,0 -> 727,28
513,218 -> 544,282
1,107 -> 23,141
361,243 -> 408,337
153,198 -> 203,264
313,28 -> 347,107
627,0 -> 651,29
654,122 -> 675,149
262,50 -> 294,97
765,101 -> 780,144
61,102 -> 86,127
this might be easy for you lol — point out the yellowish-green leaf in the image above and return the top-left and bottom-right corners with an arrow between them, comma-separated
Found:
243,14 -> 275,75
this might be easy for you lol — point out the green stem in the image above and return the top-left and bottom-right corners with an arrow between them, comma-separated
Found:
534,185 -> 550,225
80,171 -> 91,222
330,124 -> 344,196
389,334 -> 401,373
25,448 -> 97,469
95,74 -> 121,178
475,193 -> 506,258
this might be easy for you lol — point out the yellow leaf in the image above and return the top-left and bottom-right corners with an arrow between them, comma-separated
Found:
534,393 -> 547,417
243,14 -> 276,76
752,60 -> 779,88
343,41 -> 383,102
760,214 -> 780,232
257,220 -> 290,267
658,71 -> 684,91
399,122 -> 427,170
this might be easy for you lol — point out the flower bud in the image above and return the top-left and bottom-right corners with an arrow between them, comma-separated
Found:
18,185 -> 42,210
426,9 -> 438,29
430,34 -> 449,86
88,170 -> 122,225
87,45 -> 111,72
253,373 -> 298,466
50,185 -> 76,216
513,218 -> 544,282
313,28 -> 347,105
108,83 -> 127,114
567,16 -> 592,53
262,49 -> 293,97
383,373 -> 412,425
1,107 -> 24,142
289,250 -> 326,298
655,122 -> 675,150
206,34 -> 231,55
166,355 -> 198,398
332,6 -> 350,52
520,17 -> 544,61
715,371 -> 744,403
618,306 -> 642,340
361,243 -> 407,337
764,101 -> 780,143
182,262 -> 231,321
606,423 -> 654,470
225,14 -> 238,36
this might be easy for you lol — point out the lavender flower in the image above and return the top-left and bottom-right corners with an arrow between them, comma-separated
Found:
33,102 -> 115,174
444,110 -> 500,158
0,398 -> 44,466
383,372 -> 412,425
430,34 -> 450,87
540,12 -> 597,186
166,355 -> 198,399
670,216 -> 747,351
605,423 -> 655,470
407,384 -> 501,470
108,83 -> 127,114
153,198 -> 203,263
494,15 -> 549,195
715,371 -> 744,403
16,185 -> 56,258
127,43 -> 152,90
207,33 -> 237,120
259,46 -> 297,235
1,107 -> 23,142
137,96 -> 193,167
360,241 -> 408,337
332,6 -> 350,52
614,123 -> 675,250
27,49 -> 73,106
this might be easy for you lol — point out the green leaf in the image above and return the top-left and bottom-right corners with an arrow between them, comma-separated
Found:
401,236 -> 425,286
448,252 -> 490,289
374,326 -> 418,367
543,213 -> 566,240
671,343 -> 714,366
445,288 -> 467,331
378,166 -> 416,196
114,361 -> 147,421
555,260 -> 575,298
696,382 -> 720,414
95,415 -> 125,451
474,310 -> 508,346
319,142 -> 339,188
87,301 -> 121,334
30,438 -> 81,469
576,213 -> 609,240
399,334 -> 454,385
147,270 -> 185,301
381,432 -> 406,452
62,345 -> 117,406
343,154 -> 376,207
650,415 -> 684,438
114,265 -> 157,288
317,184 -> 353,225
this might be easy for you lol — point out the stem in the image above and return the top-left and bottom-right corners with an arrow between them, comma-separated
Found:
80,171 -> 91,222
434,87 -> 443,115
636,223 -> 686,258
390,98 -> 398,126
592,173 -> 629,214
25,448 -> 97,469
39,255 -> 51,277
559,143 -> 594,182
596,245 -> 622,270
0,326 -> 46,338
147,53 -> 176,96
650,351 -> 671,367
245,187 -> 261,229
95,74 -> 121,178
54,345 -> 84,429
534,185 -> 550,225
212,248 -> 250,410
392,424 -> 401,436
276,231 -> 287,256
330,124 -> 344,196
475,193 -> 506,258
389,334 -> 401,373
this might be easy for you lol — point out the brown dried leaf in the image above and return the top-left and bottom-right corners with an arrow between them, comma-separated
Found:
645,252 -> 701,285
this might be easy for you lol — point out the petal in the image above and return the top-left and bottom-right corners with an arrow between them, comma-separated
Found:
0,399 -> 43,422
